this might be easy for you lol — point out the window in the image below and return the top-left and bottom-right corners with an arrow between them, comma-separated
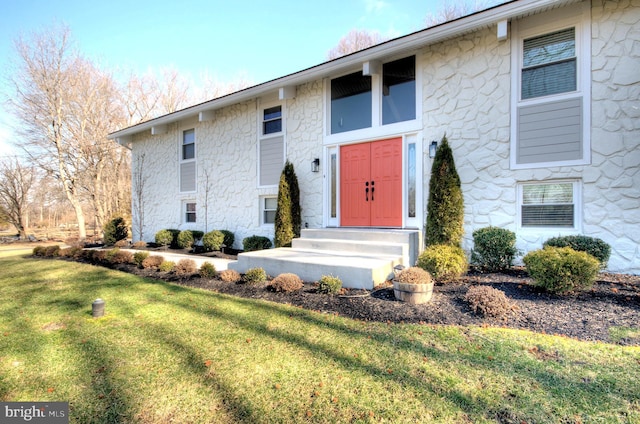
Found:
518,181 -> 579,228
263,106 -> 282,135
184,202 -> 196,223
522,28 -> 576,100
182,129 -> 195,160
330,55 -> 417,135
261,197 -> 277,225
511,4 -> 591,169
407,142 -> 416,218
383,56 -> 416,125
331,72 -> 372,134
180,129 -> 196,192
259,104 -> 285,187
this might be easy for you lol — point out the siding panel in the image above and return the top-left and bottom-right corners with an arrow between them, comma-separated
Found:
517,97 -> 582,164
180,161 -> 196,192
260,136 -> 284,186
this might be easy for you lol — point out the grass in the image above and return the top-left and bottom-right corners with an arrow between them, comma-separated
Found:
0,248 -> 639,423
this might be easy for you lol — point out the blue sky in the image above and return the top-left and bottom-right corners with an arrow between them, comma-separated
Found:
0,0 -> 492,154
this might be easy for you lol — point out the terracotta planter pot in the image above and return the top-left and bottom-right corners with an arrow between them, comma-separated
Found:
393,280 -> 434,304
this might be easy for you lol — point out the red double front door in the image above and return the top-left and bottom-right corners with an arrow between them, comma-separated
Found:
340,138 -> 403,227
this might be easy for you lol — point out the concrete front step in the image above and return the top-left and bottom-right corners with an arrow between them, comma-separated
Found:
291,237 -> 407,260
228,248 -> 401,290
301,228 -> 420,266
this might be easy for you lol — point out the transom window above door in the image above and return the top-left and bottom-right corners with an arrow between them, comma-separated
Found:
330,55 -> 416,135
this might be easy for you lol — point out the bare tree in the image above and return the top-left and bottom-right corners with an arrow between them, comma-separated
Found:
131,152 -> 148,241
326,29 -> 386,60
424,1 -> 506,27
7,25 -> 132,238
0,158 -> 34,239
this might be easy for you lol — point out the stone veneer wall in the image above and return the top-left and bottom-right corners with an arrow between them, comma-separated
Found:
420,2 -> 639,274
131,82 -> 325,249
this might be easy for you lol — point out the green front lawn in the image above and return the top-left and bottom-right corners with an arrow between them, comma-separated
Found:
1,249 -> 638,423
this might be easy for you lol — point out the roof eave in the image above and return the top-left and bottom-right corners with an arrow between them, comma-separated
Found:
108,0 -> 576,140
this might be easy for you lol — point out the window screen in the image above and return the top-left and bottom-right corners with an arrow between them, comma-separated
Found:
521,183 -> 574,227
522,28 -> 576,99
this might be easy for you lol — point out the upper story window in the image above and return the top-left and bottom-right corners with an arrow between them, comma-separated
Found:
330,55 -> 417,135
182,129 -> 195,160
263,106 -> 282,135
331,72 -> 372,134
522,28 -> 576,100
383,56 -> 416,125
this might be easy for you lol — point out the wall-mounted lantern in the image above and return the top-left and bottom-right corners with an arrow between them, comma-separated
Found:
311,158 -> 320,172
429,141 -> 438,158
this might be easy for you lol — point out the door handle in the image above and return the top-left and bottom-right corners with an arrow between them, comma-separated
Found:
371,181 -> 375,201
365,181 -> 369,201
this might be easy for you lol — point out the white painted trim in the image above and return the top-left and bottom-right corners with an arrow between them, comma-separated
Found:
509,2 -> 591,170
256,99 -> 286,188
515,178 -> 582,233
324,146 -> 340,228
179,127 -> 197,194
403,133 -> 423,229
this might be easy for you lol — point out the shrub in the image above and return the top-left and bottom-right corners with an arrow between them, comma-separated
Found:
177,230 -> 195,249
543,235 -> 611,268
220,230 -> 235,249
103,216 -> 128,245
93,250 -> 108,263
244,267 -> 267,284
219,269 -> 241,283
275,160 -> 301,247
523,246 -> 600,295
471,226 -> 518,272
175,259 -> 197,276
132,241 -> 147,249
191,230 -> 204,241
425,135 -> 464,247
159,261 -> 175,272
243,235 -> 272,252
166,229 -> 181,248
268,273 -> 304,292
32,246 -> 46,256
416,244 -> 468,281
142,255 -> 164,269
465,286 -> 514,318
155,230 -> 173,248
203,230 -> 225,252
44,245 -> 61,257
317,275 -> 342,294
110,250 -> 133,264
133,251 -> 150,267
81,249 -> 96,262
395,267 -> 432,285
60,246 -> 83,259
114,239 -> 129,248
199,262 -> 217,278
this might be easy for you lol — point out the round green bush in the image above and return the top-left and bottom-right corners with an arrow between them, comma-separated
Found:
243,235 -> 272,252
523,246 -> 600,295
220,230 -> 235,249
155,230 -> 173,247
133,251 -> 150,267
203,230 -> 225,252
543,235 -> 611,269
159,261 -> 175,272
177,230 -> 195,249
244,267 -> 267,284
199,262 -> 217,278
471,226 -> 518,272
317,275 -> 342,294
416,244 -> 468,281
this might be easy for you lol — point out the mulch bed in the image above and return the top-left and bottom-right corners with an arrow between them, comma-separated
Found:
109,255 -> 640,346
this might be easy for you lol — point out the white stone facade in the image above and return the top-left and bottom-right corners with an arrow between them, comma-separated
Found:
128,1 -> 639,273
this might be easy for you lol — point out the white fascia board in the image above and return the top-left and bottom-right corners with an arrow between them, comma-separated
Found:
108,0 -> 576,141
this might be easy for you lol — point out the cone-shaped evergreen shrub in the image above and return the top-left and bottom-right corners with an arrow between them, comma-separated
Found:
426,135 -> 464,247
275,161 -> 301,247
103,216 -> 128,245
